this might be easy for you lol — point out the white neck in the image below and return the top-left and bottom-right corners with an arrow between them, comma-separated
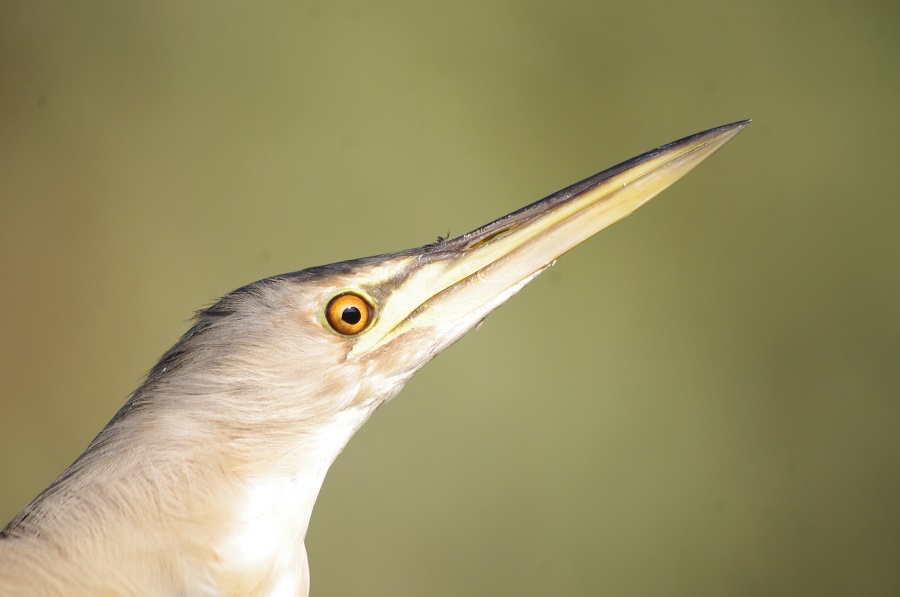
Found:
214,406 -> 370,596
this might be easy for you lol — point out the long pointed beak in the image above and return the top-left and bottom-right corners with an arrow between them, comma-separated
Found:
351,121 -> 749,357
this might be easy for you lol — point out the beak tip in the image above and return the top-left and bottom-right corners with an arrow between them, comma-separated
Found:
726,118 -> 752,133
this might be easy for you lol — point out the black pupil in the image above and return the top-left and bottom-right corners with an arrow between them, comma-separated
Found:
341,306 -> 362,325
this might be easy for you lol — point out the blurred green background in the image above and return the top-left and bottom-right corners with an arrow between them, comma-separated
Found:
1,1 -> 897,595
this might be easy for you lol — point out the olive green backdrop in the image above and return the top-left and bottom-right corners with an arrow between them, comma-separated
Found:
1,1 -> 897,595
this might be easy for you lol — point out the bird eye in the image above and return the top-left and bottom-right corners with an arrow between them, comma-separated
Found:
325,293 -> 373,336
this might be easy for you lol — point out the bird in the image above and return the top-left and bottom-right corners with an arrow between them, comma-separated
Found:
0,121 -> 747,596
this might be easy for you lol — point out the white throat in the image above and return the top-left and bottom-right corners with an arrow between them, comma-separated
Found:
215,406 -> 370,596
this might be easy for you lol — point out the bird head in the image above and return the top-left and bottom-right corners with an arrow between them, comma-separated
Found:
121,122 -> 748,477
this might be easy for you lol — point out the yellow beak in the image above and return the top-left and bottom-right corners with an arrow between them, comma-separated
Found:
351,121 -> 749,357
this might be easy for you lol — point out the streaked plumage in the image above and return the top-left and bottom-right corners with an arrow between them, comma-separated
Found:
0,122 -> 747,596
